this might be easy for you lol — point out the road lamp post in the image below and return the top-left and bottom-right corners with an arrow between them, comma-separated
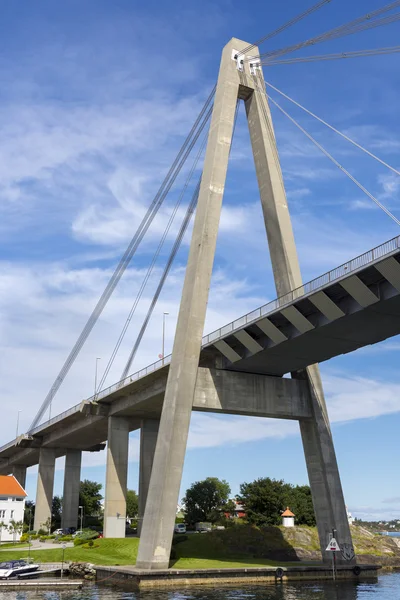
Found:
162,312 -> 169,365
16,410 -> 22,438
94,357 -> 101,401
79,505 -> 84,533
61,543 -> 66,578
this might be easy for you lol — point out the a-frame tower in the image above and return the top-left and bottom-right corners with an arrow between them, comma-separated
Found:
136,38 -> 355,570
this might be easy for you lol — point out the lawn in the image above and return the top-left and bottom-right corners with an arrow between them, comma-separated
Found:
0,536 -> 309,569
0,538 -> 140,566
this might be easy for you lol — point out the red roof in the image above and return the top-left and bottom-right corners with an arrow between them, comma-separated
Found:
282,507 -> 295,517
0,475 -> 27,497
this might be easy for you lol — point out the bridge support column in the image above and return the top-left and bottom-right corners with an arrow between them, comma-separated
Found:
136,38 -> 242,570
12,465 -> 27,489
245,49 -> 355,565
104,416 -> 129,538
61,449 -> 81,530
297,366 -> 355,564
34,448 -> 56,532
138,419 -> 159,536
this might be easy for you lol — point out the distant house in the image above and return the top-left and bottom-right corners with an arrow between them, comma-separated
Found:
0,475 -> 27,543
225,500 -> 246,519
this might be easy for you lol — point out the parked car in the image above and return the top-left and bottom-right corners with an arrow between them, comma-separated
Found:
174,523 -> 186,534
53,529 -> 64,536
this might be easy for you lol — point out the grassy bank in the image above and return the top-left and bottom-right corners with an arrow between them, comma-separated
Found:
0,525 -> 396,569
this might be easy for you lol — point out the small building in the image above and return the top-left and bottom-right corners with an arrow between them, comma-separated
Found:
0,475 -> 27,543
346,506 -> 354,525
281,507 -> 295,527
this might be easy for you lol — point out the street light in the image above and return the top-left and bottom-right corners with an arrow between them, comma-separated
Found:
94,357 -> 101,400
79,505 -> 84,533
16,410 -> 22,438
162,312 -> 169,365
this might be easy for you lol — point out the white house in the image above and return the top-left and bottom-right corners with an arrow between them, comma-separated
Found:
281,507 -> 295,527
0,475 -> 27,543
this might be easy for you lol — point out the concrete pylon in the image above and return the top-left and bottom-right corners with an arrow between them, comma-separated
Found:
34,448 -> 56,532
103,416 -> 129,538
136,37 -> 354,569
138,419 -> 159,536
61,449 -> 81,530
244,69 -> 355,564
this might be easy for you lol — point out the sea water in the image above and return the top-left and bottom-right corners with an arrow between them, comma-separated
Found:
0,573 -> 399,600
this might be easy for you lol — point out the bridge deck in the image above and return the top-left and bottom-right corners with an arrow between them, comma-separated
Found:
1,235 -> 399,467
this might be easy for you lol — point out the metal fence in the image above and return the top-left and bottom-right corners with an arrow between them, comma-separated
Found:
2,234 -> 398,451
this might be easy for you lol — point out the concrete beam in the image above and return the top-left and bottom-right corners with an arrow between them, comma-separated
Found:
340,275 -> 379,307
61,449 -> 81,530
193,369 -> 311,420
103,416 -> 129,538
34,448 -> 55,532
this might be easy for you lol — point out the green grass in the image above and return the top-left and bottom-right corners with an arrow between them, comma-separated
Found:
0,538 -> 139,566
0,536 -> 317,570
0,543 -> 29,549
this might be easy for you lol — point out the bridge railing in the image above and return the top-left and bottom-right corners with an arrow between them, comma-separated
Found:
201,234 -> 400,344
2,234 -> 398,449
92,234 -> 399,404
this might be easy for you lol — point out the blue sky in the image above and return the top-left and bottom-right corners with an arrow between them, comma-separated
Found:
1,0 -> 400,522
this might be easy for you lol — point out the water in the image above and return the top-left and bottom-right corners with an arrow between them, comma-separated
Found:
0,573 -> 399,600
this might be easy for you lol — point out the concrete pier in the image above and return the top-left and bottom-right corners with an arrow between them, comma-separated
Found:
103,416 -> 129,538
138,419 -> 159,536
34,448 -> 56,532
61,449 -> 81,530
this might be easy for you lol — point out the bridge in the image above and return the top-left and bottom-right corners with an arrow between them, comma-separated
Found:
2,2 -> 400,572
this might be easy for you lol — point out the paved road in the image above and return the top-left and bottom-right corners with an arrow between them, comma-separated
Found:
0,541 -> 74,551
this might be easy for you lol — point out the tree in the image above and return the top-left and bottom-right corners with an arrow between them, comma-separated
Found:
183,477 -> 231,525
0,521 -> 6,544
24,501 -> 35,531
52,496 -> 62,529
79,480 -> 103,518
126,490 -> 139,519
238,477 -> 315,527
8,520 -> 23,544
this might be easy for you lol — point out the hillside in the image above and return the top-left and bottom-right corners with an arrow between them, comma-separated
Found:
173,524 -> 400,567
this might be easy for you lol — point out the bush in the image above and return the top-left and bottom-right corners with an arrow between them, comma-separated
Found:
37,529 -> 47,536
88,539 -> 94,547
20,534 -> 29,543
73,530 -> 99,546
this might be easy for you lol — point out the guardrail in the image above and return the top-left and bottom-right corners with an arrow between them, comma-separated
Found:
1,234 -> 398,452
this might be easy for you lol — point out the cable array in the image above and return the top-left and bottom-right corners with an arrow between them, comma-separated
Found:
237,0 -> 332,57
29,86 -> 216,431
256,1 -> 400,63
97,126 -> 210,393
265,92 -> 400,226
264,81 -> 400,177
263,44 -> 400,65
120,100 -> 241,382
